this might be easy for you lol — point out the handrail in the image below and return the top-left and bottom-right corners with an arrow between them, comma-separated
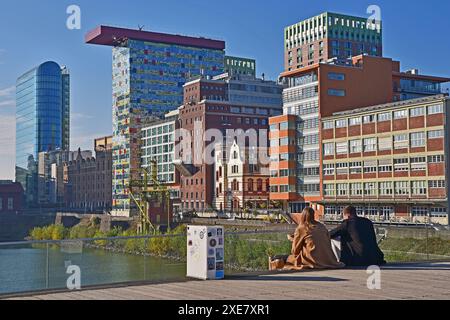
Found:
0,229 -> 296,247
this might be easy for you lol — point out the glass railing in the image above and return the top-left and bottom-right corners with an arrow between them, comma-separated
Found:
1,227 -> 449,296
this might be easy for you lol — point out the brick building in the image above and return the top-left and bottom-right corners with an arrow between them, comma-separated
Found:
176,74 -> 283,211
0,181 -> 24,214
64,136 -> 112,212
320,95 -> 449,225
269,55 -> 450,215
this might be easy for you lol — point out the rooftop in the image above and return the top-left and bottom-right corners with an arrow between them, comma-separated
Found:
329,94 -> 448,118
85,25 -> 225,50
5,261 -> 450,300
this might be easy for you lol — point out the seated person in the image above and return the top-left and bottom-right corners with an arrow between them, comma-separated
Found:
270,207 -> 345,271
330,206 -> 386,267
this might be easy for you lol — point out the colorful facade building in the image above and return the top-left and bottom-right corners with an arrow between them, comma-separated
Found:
284,12 -> 382,72
176,73 -> 283,212
320,95 -> 449,225
269,54 -> 450,214
86,26 -> 226,216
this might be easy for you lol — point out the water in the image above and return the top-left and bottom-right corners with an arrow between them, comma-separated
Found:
0,245 -> 186,295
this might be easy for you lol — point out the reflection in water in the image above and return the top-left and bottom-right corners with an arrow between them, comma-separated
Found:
0,246 -> 186,295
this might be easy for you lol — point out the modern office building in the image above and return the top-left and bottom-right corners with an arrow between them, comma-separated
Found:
284,12 -> 382,71
15,61 -> 70,206
86,26 -> 226,216
176,73 -> 283,211
269,55 -> 450,214
225,56 -> 256,77
320,95 -> 449,225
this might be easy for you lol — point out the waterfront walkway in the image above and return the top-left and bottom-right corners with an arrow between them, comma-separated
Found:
6,262 -> 450,300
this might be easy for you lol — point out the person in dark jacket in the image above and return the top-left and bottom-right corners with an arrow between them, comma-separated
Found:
330,206 -> 386,267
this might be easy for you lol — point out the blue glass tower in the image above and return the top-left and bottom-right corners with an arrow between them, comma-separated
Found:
15,61 -> 70,206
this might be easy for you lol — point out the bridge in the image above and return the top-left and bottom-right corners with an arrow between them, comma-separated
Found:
4,261 -> 450,300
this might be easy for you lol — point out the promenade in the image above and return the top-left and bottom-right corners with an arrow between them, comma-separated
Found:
6,262 -> 450,300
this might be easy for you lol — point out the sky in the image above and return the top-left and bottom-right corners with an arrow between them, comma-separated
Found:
0,0 -> 449,180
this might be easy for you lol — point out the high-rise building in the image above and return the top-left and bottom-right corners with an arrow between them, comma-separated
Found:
320,95 -> 449,225
15,61 -> 70,206
225,56 -> 256,77
284,12 -> 382,72
269,55 -> 450,214
86,26 -> 226,216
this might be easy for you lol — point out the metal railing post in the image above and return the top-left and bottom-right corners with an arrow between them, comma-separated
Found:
46,243 -> 49,289
144,237 -> 148,281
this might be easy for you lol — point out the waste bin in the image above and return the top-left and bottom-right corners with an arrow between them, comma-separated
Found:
187,225 -> 224,280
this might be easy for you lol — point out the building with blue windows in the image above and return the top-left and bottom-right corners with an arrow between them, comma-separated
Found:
15,61 -> 70,206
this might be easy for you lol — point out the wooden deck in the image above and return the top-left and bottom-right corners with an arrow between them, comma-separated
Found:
5,262 -> 450,300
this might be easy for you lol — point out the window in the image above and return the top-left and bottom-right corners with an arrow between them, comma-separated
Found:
429,180 -> 445,188
378,136 -> 392,151
378,112 -> 391,122
323,143 -> 335,156
364,161 -> 377,173
410,132 -> 426,147
349,140 -> 362,153
411,157 -> 427,171
431,207 -> 447,218
428,130 -> 444,139
394,134 -> 408,149
363,138 -> 377,152
323,121 -> 334,129
410,107 -> 425,117
350,183 -> 363,196
336,163 -> 348,175
428,155 -> 444,163
349,162 -> 362,174
280,138 -> 289,146
395,181 -> 409,196
379,182 -> 393,196
337,184 -> 348,196
7,198 -> 13,210
328,89 -> 346,97
363,115 -> 375,124
364,183 -> 377,196
279,122 -> 289,131
393,110 -> 408,119
0,197 -> 2,210
412,207 -> 428,217
301,134 -> 319,145
324,184 -> 336,197
335,119 -> 347,128
336,142 -> 348,155
394,158 -> 409,172
428,104 -> 443,115
411,181 -> 427,196
328,72 -> 345,81
349,117 -> 361,126
323,164 -> 335,176
378,159 -> 392,173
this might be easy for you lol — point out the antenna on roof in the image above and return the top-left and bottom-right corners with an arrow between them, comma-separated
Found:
138,25 -> 145,31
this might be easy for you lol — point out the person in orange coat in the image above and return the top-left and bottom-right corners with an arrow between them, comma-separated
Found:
270,207 -> 345,271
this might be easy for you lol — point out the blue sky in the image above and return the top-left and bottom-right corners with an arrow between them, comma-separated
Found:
0,0 -> 449,179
